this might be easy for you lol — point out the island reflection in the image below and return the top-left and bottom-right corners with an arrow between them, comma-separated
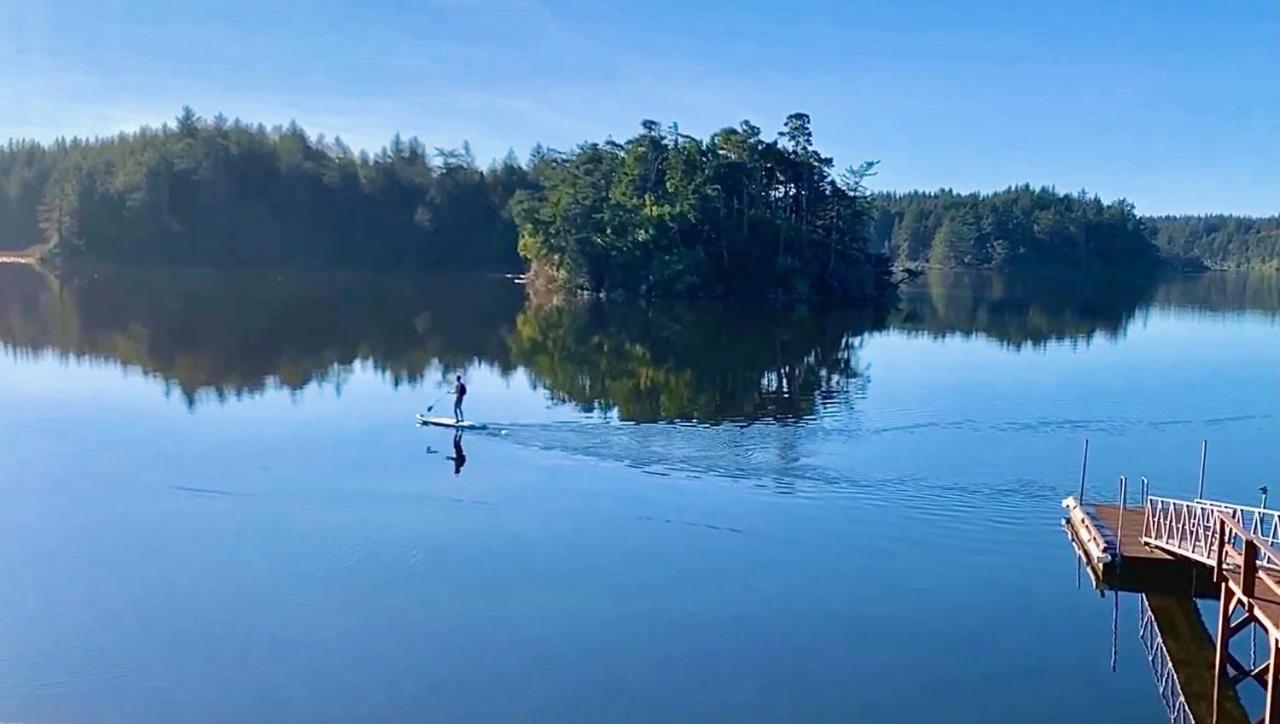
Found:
1,263 -> 1273,420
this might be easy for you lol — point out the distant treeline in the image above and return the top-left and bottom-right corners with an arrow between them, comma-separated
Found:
868,187 -> 1276,271
1,109 -> 1274,276
0,107 -> 532,269
1146,215 -> 1279,270
870,186 -> 1157,270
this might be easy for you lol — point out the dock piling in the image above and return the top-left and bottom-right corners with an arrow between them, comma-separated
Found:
1078,438 -> 1090,503
1116,476 -> 1128,564
1197,440 -> 1208,499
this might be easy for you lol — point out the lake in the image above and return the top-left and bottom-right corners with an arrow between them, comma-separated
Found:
0,263 -> 1276,723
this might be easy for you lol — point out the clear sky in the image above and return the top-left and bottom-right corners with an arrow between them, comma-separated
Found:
2,0 -> 1276,215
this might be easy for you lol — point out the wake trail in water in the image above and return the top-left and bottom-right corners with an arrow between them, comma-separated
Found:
482,419 -> 1067,540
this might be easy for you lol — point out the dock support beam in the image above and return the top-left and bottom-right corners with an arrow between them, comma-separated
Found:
1212,573 -> 1280,723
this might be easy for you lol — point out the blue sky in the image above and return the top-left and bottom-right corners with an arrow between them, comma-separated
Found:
2,0 -> 1275,215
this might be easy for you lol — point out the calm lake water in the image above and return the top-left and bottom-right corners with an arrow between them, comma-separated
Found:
0,263 -> 1276,723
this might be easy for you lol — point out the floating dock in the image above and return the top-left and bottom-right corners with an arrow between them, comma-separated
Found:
1062,493 -> 1280,723
1063,497 -> 1215,599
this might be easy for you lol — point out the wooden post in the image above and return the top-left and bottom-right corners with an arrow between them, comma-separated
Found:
1198,439 -> 1209,499
1116,476 -> 1128,563
1078,438 -> 1090,503
1244,539 -> 1258,599
1216,517 -> 1229,584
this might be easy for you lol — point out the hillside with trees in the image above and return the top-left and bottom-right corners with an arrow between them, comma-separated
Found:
0,107 -> 532,269
511,114 -> 893,300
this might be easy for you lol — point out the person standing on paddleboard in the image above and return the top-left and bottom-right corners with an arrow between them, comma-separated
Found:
453,374 -> 467,422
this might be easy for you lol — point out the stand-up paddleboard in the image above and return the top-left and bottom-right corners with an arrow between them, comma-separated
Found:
417,414 -> 489,430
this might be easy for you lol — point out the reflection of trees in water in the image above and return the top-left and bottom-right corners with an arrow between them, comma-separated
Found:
0,264 -> 69,351
889,269 -> 1163,348
508,299 -> 886,422
2,263 -> 1272,414
0,264 -> 523,405
1152,271 -> 1278,314
891,269 -> 1276,349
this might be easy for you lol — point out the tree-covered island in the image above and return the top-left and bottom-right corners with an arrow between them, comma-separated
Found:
511,114 -> 892,300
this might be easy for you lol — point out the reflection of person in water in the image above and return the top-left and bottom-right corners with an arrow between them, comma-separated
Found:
445,429 -> 467,475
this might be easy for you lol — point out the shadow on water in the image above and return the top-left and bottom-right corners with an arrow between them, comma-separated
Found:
1,263 -> 1274,418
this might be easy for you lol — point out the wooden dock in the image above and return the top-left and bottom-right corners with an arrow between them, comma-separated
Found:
1063,493 -> 1280,723
1063,498 -> 1215,599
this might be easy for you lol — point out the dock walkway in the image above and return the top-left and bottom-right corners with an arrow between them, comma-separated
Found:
1064,493 -> 1280,723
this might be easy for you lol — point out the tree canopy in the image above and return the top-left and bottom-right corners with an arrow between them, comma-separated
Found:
511,114 -> 893,300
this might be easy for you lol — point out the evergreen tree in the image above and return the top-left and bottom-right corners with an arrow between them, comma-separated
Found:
930,212 -> 978,267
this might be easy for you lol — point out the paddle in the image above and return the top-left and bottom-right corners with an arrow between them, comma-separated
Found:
425,389 -> 451,413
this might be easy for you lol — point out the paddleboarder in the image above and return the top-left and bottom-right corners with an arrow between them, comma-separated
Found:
453,374 -> 467,422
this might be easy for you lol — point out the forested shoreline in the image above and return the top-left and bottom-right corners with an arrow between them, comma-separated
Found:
870,187 -> 1157,270
1,109 -> 1274,291
870,189 -> 1277,272
0,107 -> 534,270
1147,214 -> 1279,270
